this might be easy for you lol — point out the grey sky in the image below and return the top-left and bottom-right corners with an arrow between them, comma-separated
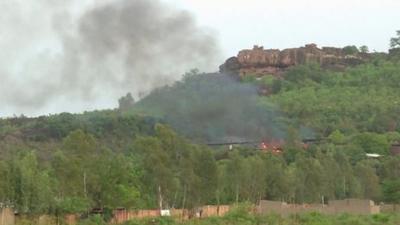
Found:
172,0 -> 399,55
0,0 -> 399,117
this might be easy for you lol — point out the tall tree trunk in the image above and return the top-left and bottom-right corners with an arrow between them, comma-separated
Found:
158,185 -> 163,210
182,184 -> 187,210
172,191 -> 178,209
83,171 -> 87,198
181,185 -> 187,221
235,184 -> 239,204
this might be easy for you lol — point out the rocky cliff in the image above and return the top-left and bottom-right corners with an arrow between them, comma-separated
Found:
220,44 -> 370,77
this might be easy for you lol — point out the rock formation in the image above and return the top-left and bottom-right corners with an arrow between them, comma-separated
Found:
220,44 -> 369,77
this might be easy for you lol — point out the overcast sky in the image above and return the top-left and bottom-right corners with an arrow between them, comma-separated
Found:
0,0 -> 399,117
171,0 -> 400,55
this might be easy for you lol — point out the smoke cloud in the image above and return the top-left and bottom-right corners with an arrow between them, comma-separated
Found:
133,73 -> 287,142
0,0 -> 220,116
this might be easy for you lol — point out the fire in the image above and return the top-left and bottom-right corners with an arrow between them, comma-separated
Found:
259,140 -> 283,154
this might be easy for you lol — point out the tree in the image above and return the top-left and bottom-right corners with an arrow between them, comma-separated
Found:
354,161 -> 381,200
316,151 -> 341,201
11,151 -> 54,214
0,161 -> 13,207
132,136 -> 175,209
293,155 -> 323,203
390,30 -> 400,49
61,130 -> 97,198
343,45 -> 359,55
178,152 -> 200,210
333,151 -> 359,199
359,45 -> 369,53
382,179 -> 400,203
263,154 -> 288,201
225,151 -> 246,203
352,132 -> 390,155
328,130 -> 345,144
89,151 -> 140,208
118,93 -> 135,111
194,148 -> 218,205
240,155 -> 266,203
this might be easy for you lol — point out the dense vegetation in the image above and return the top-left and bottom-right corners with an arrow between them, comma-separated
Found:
1,33 -> 400,224
269,61 -> 400,136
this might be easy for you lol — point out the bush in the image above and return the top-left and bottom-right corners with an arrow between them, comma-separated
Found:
223,203 -> 256,225
78,215 -> 107,225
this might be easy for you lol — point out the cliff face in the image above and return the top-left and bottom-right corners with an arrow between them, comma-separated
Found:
220,44 -> 369,77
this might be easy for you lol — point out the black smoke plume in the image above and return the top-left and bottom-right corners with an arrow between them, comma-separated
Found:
1,0 -> 220,116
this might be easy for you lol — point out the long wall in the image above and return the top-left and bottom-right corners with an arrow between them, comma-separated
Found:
111,205 -> 231,224
257,199 -> 380,216
0,208 -> 14,225
2,200 -> 398,225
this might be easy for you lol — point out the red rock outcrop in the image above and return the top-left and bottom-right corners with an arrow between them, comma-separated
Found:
220,44 -> 367,77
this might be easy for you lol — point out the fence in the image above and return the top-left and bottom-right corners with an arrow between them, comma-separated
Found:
110,205 -> 231,224
0,200 -> 390,225
0,208 -> 14,225
110,209 -> 160,224
258,199 -> 380,216
380,204 -> 400,213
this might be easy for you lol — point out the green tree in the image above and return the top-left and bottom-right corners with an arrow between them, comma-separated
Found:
333,151 -> 359,199
381,157 -> 400,181
390,30 -> 400,49
352,132 -> 390,155
225,151 -> 246,203
89,151 -> 140,208
11,151 -> 53,213
382,179 -> 400,203
263,154 -> 288,201
133,136 -> 175,209
328,130 -> 345,144
359,45 -> 369,53
316,151 -> 341,201
0,161 -> 13,207
293,155 -> 323,203
241,155 -> 266,203
194,148 -> 218,205
61,130 -> 96,197
354,160 -> 381,200
343,45 -> 360,55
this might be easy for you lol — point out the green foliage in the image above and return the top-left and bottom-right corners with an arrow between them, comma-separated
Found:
0,110 -> 158,142
116,212 -> 400,225
328,130 -> 345,144
270,62 -> 400,135
343,45 -> 360,55
78,215 -> 107,225
223,203 -> 255,225
353,160 -> 381,200
390,30 -> 400,49
359,45 -> 369,53
382,179 -> 400,203
8,151 -> 54,214
56,197 -> 90,214
351,132 -> 390,155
